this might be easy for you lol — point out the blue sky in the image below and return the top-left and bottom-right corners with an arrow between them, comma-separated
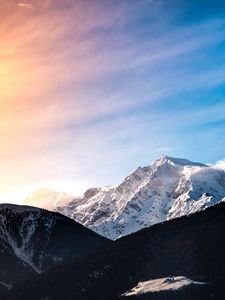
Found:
1,0 -> 225,201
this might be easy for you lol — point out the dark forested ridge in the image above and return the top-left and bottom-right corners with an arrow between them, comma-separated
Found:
0,204 -> 109,296
4,202 -> 225,299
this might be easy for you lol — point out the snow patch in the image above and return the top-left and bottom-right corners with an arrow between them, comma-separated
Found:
122,276 -> 206,296
0,281 -> 12,290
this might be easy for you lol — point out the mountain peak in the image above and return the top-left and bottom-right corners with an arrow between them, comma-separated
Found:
25,155 -> 224,241
156,154 -> 207,167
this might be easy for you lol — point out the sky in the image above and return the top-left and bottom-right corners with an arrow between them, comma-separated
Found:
1,0 -> 225,203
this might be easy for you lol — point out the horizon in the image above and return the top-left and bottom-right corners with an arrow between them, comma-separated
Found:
1,0 -> 225,204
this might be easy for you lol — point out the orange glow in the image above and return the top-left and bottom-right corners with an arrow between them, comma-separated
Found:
0,0 -> 127,202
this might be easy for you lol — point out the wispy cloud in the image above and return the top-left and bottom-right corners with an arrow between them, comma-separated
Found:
17,2 -> 34,9
0,49 -> 15,55
136,0 -> 162,9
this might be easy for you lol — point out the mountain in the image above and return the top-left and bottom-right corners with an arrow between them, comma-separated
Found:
23,188 -> 74,211
5,201 -> 225,300
56,155 -> 225,240
0,204 -> 109,274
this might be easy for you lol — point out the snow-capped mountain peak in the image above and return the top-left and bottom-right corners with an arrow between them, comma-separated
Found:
56,155 -> 225,240
152,154 -> 207,168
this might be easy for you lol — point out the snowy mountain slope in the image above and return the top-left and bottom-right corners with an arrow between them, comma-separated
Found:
23,188 -> 74,211
0,204 -> 109,273
0,236 -> 36,296
56,155 -> 225,240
